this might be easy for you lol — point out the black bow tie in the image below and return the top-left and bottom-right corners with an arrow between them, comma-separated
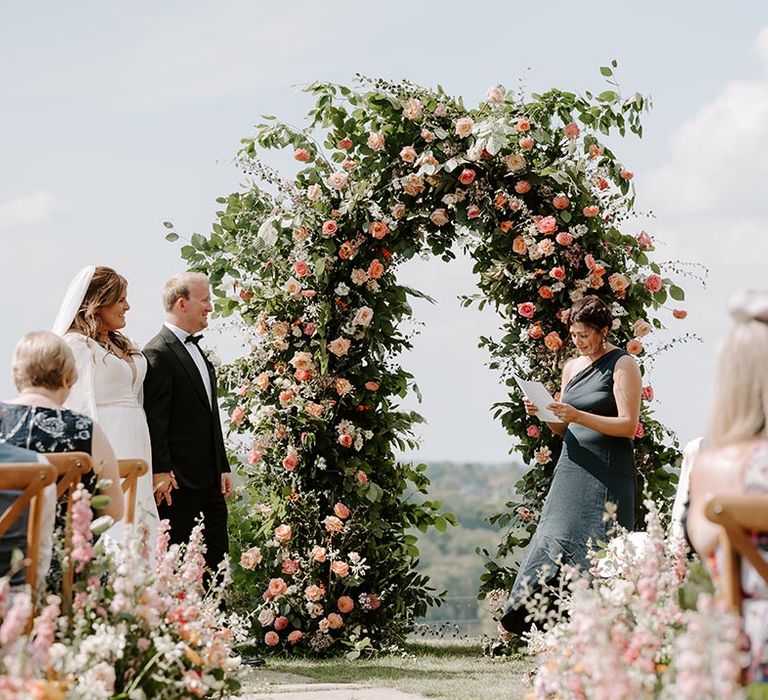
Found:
185,334 -> 203,345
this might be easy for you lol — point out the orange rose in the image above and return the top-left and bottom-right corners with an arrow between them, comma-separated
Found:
512,236 -> 527,255
337,596 -> 354,613
673,309 -> 688,320
327,612 -> 344,629
499,221 -> 514,233
368,259 -> 385,279
544,332 -> 563,351
626,339 -> 644,355
267,577 -> 288,598
369,221 -> 389,239
334,502 -> 351,519
538,286 -> 554,300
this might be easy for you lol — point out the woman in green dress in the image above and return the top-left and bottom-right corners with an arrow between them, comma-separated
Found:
501,295 -> 642,633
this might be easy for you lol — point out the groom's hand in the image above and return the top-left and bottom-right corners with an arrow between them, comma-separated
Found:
153,472 -> 177,506
221,472 -> 233,499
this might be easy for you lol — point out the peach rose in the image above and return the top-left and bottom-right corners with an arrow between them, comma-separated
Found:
334,502 -> 351,519
274,525 -> 292,543
528,324 -> 543,340
338,241 -> 357,260
538,239 -> 555,256
499,221 -> 514,233
458,168 -> 476,186
327,612 -> 344,629
326,171 -> 349,190
294,148 -> 310,162
608,273 -> 630,294
305,584 -> 324,601
486,85 -> 505,104
368,259 -> 385,279
593,176 -> 609,191
240,546 -> 262,570
506,153 -> 526,172
324,515 -> 344,534
421,128 -> 435,142
626,338 -> 644,355
583,205 -> 600,218
536,216 -> 558,235
673,309 -> 688,320
455,117 -> 475,138
322,220 -> 338,236
265,631 -> 280,647
402,97 -> 423,121
402,174 -> 425,196
331,560 -> 350,577
544,331 -> 563,351
293,260 -> 309,277
620,170 -> 634,180
588,144 -> 604,159
293,225 -> 310,243
632,319 -> 652,337
512,236 -> 527,255
430,208 -> 449,227
338,138 -> 353,150
288,630 -> 304,645
517,302 -> 536,319
278,389 -> 294,406
305,403 -> 324,418
519,136 -> 534,150
555,232 -> 573,246
516,118 -> 531,132
645,274 -> 663,293
231,406 -> 245,426
550,267 -> 565,281
328,337 -> 351,357
538,286 -> 554,300
369,221 -> 389,239
514,180 -> 531,194
338,596 -> 354,613
365,381 -> 379,391
351,268 -> 368,285
400,145 -> 417,163
563,122 -> 580,139
467,204 -> 481,220
267,577 -> 288,598
552,195 -> 570,210
367,132 -> 385,152
391,203 -> 407,219
311,546 -> 327,563
307,184 -> 322,202
336,378 -> 353,395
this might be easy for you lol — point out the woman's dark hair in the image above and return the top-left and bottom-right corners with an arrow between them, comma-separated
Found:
569,295 -> 612,331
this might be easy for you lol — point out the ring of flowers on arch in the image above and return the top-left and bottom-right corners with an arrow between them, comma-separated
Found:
164,65 -> 692,655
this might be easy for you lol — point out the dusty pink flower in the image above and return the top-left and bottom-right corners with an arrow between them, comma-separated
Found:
633,319 -> 653,337
563,121 -> 580,139
294,148 -> 310,162
526,424 -> 541,439
516,118 -> 531,132
402,97 -> 423,120
324,515 -> 344,534
636,230 -> 653,249
642,385 -> 654,401
293,260 -> 309,277
620,169 -> 634,180
328,337 -> 351,357
281,559 -> 299,575
537,216 -> 558,235
331,560 -> 350,577
391,203 -> 407,219
311,546 -> 327,563
240,546 -> 263,570
338,434 -> 353,448
517,302 -> 536,319
356,470 -> 368,486
552,195 -> 570,210
458,168 -> 476,185
430,208 -> 449,226
635,423 -> 645,439
609,273 -> 630,294
267,577 -> 288,598
514,180 -> 531,194
321,220 -> 338,237
231,406 -> 246,425
278,389 -> 294,406
367,132 -> 385,151
519,136 -> 534,150
506,153 -> 526,171
369,221 -> 389,239
265,631 -> 280,647
645,274 -> 663,293
550,267 -> 565,281
555,232 -> 573,246
583,205 -> 600,218
486,85 -> 505,104
274,616 -> 289,631
467,204 -> 481,219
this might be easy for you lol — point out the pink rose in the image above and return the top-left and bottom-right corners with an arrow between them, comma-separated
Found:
367,132 -> 385,151
517,302 -> 536,319
552,195 -> 570,210
673,309 -> 688,320
430,208 -> 449,227
514,180 -> 532,194
528,324 -> 543,340
563,122 -> 580,139
322,220 -> 338,236
338,434 -> 353,448
555,232 -> 573,246
536,216 -> 558,235
634,423 -> 644,439
620,170 -> 634,180
458,168 -> 476,186
274,616 -> 289,631
281,559 -> 299,575
356,470 -> 368,485
466,204 -> 481,219
516,118 -> 531,132
288,630 -> 303,645
583,205 -> 600,218
633,319 -> 653,337
486,85 -> 505,104
265,631 -> 280,647
293,260 -> 309,277
526,425 -> 540,438
231,406 -> 245,426
550,267 -> 565,281
402,97 -> 423,121
278,390 -> 294,406
626,338 -> 644,355
594,176 -> 609,191
338,596 -> 354,613
608,273 -> 630,294
304,322 -> 316,335
267,577 -> 288,598
282,453 -> 298,472
642,385 -> 654,401
519,136 -> 534,150
636,231 -> 653,249
369,221 -> 389,239
294,148 -> 310,162
455,117 -> 475,138
331,560 -> 350,577
645,274 -> 663,293
326,171 -> 348,190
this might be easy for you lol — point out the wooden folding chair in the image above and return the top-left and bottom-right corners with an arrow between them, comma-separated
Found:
0,462 -> 57,594
117,459 -> 148,525
705,493 -> 768,610
41,452 -> 92,609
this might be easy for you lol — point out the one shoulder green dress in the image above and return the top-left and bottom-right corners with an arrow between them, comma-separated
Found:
501,348 -> 635,633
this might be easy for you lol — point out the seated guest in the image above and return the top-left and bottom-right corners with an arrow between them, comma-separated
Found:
688,290 -> 768,684
0,443 -> 56,588
0,331 -> 123,526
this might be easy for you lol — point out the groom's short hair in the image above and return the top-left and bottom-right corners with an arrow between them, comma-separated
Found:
162,272 -> 209,312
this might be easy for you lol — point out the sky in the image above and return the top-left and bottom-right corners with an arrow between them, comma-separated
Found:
2,1 -> 767,462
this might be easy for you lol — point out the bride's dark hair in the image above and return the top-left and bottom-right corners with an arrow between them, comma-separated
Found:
69,266 -> 140,356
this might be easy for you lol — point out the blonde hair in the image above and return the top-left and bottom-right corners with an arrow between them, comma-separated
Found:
707,319 -> 768,447
162,272 -> 209,312
12,331 -> 78,391
69,266 -> 139,357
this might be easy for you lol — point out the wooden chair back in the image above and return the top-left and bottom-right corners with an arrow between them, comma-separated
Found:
40,452 -> 92,609
0,462 -> 57,592
117,459 -> 148,525
705,493 -> 768,610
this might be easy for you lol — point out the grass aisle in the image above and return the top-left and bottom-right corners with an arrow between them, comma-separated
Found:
263,640 -> 534,700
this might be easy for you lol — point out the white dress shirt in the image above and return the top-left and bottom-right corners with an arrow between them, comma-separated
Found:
164,322 -> 213,406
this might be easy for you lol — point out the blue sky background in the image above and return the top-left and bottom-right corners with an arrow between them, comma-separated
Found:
2,1 -> 767,460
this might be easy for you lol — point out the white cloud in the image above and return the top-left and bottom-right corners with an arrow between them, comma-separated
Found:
0,192 -> 70,231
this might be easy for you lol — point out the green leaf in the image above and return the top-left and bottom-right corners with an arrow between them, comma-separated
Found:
670,285 -> 685,301
164,232 -> 179,242
600,66 -> 613,77
163,221 -> 174,229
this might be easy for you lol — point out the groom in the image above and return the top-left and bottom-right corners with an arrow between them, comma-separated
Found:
143,272 -> 232,575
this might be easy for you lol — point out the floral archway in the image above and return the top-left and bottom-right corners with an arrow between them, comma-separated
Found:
164,66 -> 688,655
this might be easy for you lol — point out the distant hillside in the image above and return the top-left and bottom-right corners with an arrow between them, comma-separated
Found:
408,460 -> 527,635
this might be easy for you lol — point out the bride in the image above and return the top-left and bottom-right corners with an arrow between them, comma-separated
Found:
53,265 -> 161,554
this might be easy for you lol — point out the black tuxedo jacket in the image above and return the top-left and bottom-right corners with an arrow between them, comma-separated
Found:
142,326 -> 230,491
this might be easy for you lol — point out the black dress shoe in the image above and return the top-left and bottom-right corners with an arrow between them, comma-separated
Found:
241,656 -> 265,667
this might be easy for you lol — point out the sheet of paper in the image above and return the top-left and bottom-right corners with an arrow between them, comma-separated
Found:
513,375 -> 563,423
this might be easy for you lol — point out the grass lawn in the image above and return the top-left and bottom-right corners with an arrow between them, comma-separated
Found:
264,639 -> 534,700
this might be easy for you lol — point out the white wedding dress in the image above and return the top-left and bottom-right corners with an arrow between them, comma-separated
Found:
63,333 -> 159,553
